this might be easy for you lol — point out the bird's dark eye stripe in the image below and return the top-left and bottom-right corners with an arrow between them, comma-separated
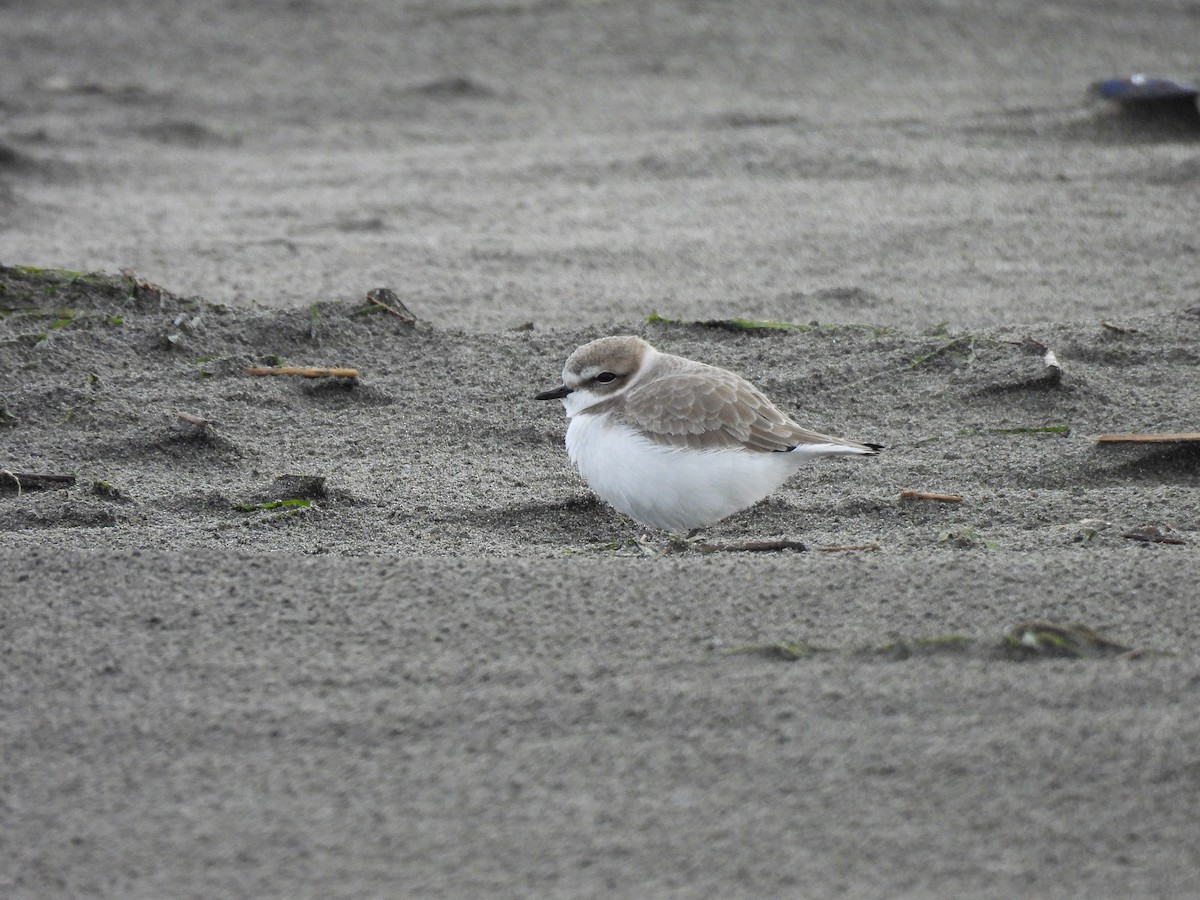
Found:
595,372 -> 617,383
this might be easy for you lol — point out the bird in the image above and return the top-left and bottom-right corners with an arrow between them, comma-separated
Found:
535,335 -> 881,533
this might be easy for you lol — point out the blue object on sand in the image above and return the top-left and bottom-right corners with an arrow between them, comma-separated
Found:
1093,74 -> 1199,103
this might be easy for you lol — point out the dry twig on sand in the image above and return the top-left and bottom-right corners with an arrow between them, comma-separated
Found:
1122,525 -> 1187,546
0,471 -> 77,494
244,366 -> 359,379
900,490 -> 963,503
667,537 -> 808,554
734,539 -> 808,552
1093,433 -> 1200,444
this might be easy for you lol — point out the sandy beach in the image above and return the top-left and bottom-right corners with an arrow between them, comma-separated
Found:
3,1 -> 1200,896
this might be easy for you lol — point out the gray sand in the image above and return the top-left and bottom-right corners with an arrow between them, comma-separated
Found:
3,1 -> 1200,897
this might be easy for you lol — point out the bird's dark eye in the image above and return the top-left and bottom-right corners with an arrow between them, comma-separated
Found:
595,372 -> 617,384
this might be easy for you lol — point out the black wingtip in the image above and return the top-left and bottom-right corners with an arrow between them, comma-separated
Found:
865,443 -> 885,453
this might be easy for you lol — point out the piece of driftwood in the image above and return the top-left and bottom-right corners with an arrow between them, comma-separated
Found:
900,490 -> 964,503
1122,526 -> 1187,545
0,471 -> 77,494
734,539 -> 808,552
244,366 -> 359,379
673,538 -> 808,554
1093,433 -> 1200,444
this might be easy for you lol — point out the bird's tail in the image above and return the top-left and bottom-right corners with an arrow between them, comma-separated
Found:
789,437 -> 882,459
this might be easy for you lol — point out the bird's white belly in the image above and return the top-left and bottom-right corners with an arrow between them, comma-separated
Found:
565,413 -> 803,532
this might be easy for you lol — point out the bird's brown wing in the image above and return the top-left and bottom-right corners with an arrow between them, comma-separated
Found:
618,367 -> 861,453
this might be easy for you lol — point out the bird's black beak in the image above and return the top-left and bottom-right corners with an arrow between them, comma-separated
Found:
535,384 -> 572,401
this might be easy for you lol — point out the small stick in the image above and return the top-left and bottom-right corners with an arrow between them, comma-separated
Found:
1101,321 -> 1138,334
675,538 -> 807,554
900,490 -> 963,503
1122,526 -> 1187,546
1094,433 -> 1200,444
244,366 -> 359,379
0,471 -> 77,494
735,539 -> 808,552
816,544 -> 881,553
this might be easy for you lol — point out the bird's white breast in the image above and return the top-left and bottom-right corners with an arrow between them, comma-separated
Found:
564,410 -> 804,533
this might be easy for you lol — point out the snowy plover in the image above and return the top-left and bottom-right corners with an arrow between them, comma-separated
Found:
535,335 -> 881,533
